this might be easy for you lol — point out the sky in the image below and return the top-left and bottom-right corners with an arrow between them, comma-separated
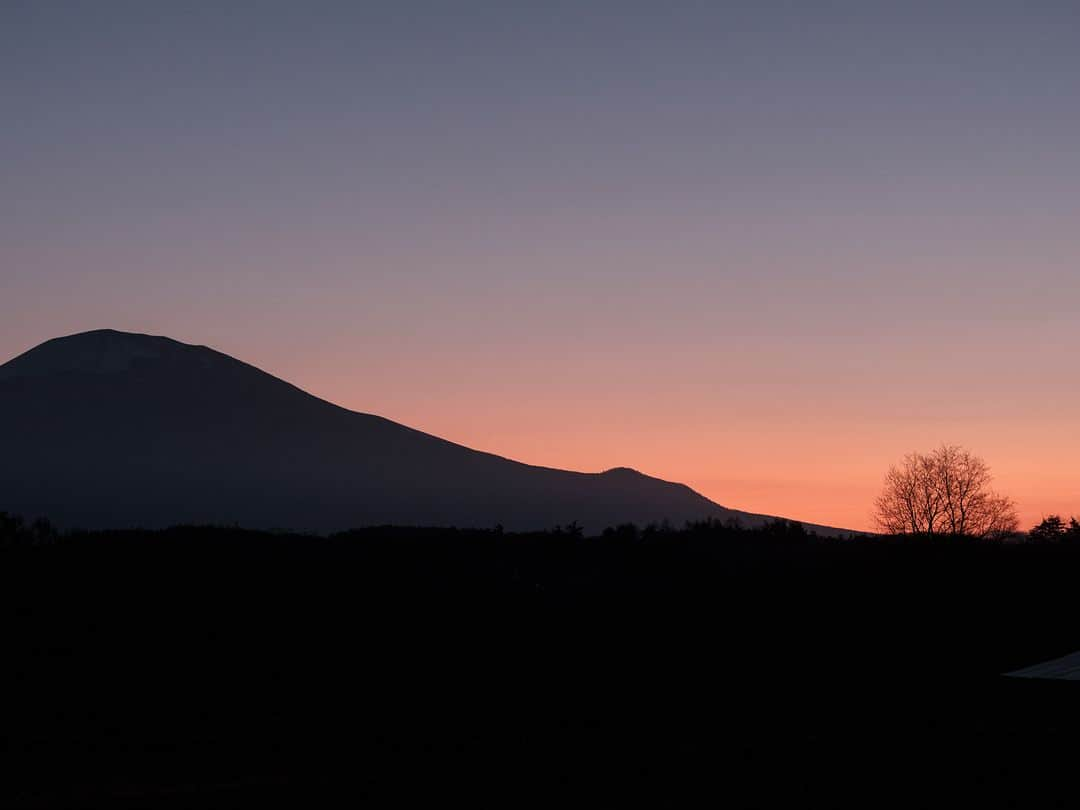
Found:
3,1 -> 1078,531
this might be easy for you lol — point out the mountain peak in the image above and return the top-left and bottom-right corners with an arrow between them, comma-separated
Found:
0,329 -> 214,380
0,329 -> 857,536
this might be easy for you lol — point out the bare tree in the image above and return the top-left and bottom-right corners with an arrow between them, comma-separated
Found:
874,445 -> 1019,539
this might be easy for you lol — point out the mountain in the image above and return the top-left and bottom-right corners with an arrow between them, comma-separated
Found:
0,329 -> 855,535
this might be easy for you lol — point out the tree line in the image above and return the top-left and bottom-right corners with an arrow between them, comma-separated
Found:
0,511 -> 56,547
2,444 -> 1073,544
1028,514 -> 1080,543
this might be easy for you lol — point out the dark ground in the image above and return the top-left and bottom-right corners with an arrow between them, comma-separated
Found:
4,523 -> 1080,807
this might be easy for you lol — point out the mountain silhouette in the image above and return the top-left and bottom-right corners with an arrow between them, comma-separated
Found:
0,330 -> 855,535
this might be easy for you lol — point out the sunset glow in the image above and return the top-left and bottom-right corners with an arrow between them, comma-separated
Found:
3,3 -> 1078,532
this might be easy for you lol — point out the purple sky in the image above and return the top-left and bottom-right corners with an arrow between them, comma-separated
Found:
3,2 -> 1079,529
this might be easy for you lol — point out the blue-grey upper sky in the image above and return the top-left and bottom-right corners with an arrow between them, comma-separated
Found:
3,1 -> 1079,529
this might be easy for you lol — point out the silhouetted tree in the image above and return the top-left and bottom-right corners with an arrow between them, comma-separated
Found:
602,523 -> 640,541
874,445 -> 1019,539
552,521 -> 584,539
0,512 -> 56,547
1029,515 -> 1067,543
0,511 -> 23,546
760,518 -> 810,543
1067,518 -> 1080,543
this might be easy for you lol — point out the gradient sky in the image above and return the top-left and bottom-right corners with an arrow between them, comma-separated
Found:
3,1 -> 1078,530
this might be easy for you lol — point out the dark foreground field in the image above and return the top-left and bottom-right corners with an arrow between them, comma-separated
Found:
4,522 -> 1080,807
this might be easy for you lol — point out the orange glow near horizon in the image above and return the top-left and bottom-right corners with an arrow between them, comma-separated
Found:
4,270 -> 1077,535
271,329 -> 1078,533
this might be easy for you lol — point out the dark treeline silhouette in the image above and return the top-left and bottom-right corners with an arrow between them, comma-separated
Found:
0,510 -> 57,547
5,512 -> 1080,807
1029,514 -> 1080,543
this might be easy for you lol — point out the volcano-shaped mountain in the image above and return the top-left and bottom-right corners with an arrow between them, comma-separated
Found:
0,330 -> 853,535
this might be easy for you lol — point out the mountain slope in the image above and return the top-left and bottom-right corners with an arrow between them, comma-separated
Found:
0,330 -> 854,535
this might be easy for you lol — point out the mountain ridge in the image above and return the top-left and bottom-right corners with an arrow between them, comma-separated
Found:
0,329 -> 857,536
